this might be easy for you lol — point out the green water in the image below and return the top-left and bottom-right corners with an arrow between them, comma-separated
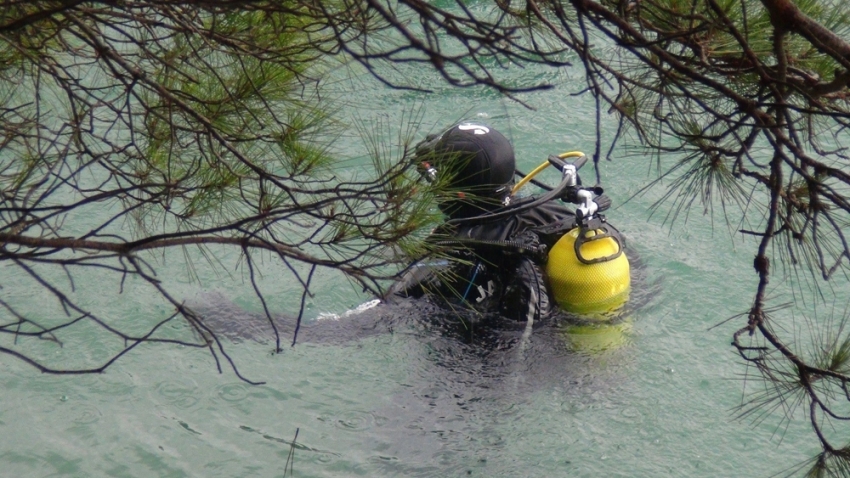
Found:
1,53 -> 827,477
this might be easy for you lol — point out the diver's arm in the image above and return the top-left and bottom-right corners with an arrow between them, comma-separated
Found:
384,259 -> 443,301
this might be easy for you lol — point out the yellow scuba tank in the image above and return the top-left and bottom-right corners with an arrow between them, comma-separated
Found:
546,226 -> 630,317
510,151 -> 630,318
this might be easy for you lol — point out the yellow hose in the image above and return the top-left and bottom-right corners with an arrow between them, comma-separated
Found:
511,161 -> 549,195
511,151 -> 585,196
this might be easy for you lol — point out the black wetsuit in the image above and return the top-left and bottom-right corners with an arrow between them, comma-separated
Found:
387,200 -> 577,324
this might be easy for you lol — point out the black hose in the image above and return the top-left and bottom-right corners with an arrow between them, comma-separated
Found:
444,173 -> 574,226
430,237 -> 548,260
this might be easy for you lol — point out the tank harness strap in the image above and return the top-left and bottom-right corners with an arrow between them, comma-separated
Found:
573,218 -> 625,265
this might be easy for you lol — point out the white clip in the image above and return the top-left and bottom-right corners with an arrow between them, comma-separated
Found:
562,164 -> 578,187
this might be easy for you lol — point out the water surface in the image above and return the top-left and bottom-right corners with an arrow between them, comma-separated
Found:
0,42 -> 823,478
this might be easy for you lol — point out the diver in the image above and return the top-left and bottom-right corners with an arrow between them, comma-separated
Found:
385,122 -> 630,330
191,122 -> 632,351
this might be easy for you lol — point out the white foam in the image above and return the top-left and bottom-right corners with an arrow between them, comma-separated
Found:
315,299 -> 382,321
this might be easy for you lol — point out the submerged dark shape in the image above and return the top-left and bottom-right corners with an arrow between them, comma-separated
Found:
188,245 -> 656,351
187,291 -> 542,349
185,292 -> 400,346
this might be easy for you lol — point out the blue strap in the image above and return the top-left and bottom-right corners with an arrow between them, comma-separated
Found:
461,262 -> 481,304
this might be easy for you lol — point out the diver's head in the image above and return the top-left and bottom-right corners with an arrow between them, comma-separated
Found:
416,123 -> 515,219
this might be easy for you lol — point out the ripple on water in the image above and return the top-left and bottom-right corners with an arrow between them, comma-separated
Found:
334,410 -> 379,432
70,403 -> 103,426
61,400 -> 103,446
609,406 -> 643,426
155,380 -> 200,409
214,383 -> 249,403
